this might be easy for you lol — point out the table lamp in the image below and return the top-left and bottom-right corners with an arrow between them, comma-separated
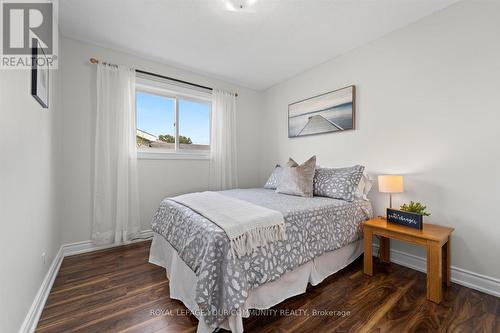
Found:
378,175 -> 404,208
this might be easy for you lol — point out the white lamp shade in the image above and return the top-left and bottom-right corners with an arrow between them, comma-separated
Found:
378,175 -> 404,193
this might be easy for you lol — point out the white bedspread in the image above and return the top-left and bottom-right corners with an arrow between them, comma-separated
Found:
170,191 -> 285,258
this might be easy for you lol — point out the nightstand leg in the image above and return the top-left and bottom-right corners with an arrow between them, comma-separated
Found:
442,237 -> 451,287
426,241 -> 442,303
364,228 -> 373,276
379,236 -> 390,263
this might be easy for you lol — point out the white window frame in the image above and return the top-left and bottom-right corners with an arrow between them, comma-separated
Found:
135,75 -> 212,160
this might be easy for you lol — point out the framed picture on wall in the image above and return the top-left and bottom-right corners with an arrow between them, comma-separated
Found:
31,39 -> 49,109
288,85 -> 355,138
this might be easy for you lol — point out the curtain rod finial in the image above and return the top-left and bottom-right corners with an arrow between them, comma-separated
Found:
90,57 -> 99,64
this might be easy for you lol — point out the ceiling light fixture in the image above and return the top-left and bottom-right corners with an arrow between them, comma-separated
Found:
224,0 -> 258,12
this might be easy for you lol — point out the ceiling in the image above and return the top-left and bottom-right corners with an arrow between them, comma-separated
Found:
60,0 -> 457,90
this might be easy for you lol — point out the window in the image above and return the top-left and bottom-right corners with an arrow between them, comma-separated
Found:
135,75 -> 211,159
136,92 -> 175,150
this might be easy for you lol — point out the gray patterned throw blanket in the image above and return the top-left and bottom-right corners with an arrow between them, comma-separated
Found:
151,188 -> 373,328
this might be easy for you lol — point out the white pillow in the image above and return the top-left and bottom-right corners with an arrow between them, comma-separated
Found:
354,171 -> 373,201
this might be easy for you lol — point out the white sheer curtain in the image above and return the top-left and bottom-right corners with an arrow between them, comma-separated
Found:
209,89 -> 238,190
92,62 -> 140,245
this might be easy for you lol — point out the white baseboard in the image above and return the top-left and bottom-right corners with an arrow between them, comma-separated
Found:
373,244 -> 500,297
18,246 -> 64,333
18,230 -> 153,333
63,229 -> 154,256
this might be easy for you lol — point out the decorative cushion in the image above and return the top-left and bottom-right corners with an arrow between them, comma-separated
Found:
276,156 -> 316,197
313,165 -> 365,201
264,165 -> 283,189
354,171 -> 373,201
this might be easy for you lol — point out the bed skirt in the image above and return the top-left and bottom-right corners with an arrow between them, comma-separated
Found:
149,233 -> 363,333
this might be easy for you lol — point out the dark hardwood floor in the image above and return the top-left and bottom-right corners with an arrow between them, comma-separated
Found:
36,240 -> 498,333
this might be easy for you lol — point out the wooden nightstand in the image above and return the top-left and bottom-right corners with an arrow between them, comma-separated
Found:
362,217 -> 454,303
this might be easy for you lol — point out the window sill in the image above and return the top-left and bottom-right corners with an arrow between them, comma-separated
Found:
137,151 -> 210,160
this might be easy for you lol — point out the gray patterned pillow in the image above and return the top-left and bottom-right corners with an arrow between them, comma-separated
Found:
264,165 -> 282,189
276,156 -> 316,197
313,165 -> 365,201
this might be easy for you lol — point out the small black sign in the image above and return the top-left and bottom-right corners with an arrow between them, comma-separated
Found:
387,208 -> 423,230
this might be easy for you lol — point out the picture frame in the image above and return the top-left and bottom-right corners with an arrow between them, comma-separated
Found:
288,85 -> 355,138
31,38 -> 49,108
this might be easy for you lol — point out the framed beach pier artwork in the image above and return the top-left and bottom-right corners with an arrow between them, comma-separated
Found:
288,85 -> 355,138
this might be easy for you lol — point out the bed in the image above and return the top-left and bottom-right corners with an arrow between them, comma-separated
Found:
149,188 -> 373,333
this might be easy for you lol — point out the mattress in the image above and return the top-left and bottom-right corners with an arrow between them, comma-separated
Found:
151,188 -> 373,328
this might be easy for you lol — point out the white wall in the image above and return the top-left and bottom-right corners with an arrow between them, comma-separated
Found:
260,0 -> 500,279
59,37 -> 263,244
0,64 -> 61,330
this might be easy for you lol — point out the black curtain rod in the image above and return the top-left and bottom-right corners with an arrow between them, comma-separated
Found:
135,69 -> 212,91
90,57 -> 238,96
